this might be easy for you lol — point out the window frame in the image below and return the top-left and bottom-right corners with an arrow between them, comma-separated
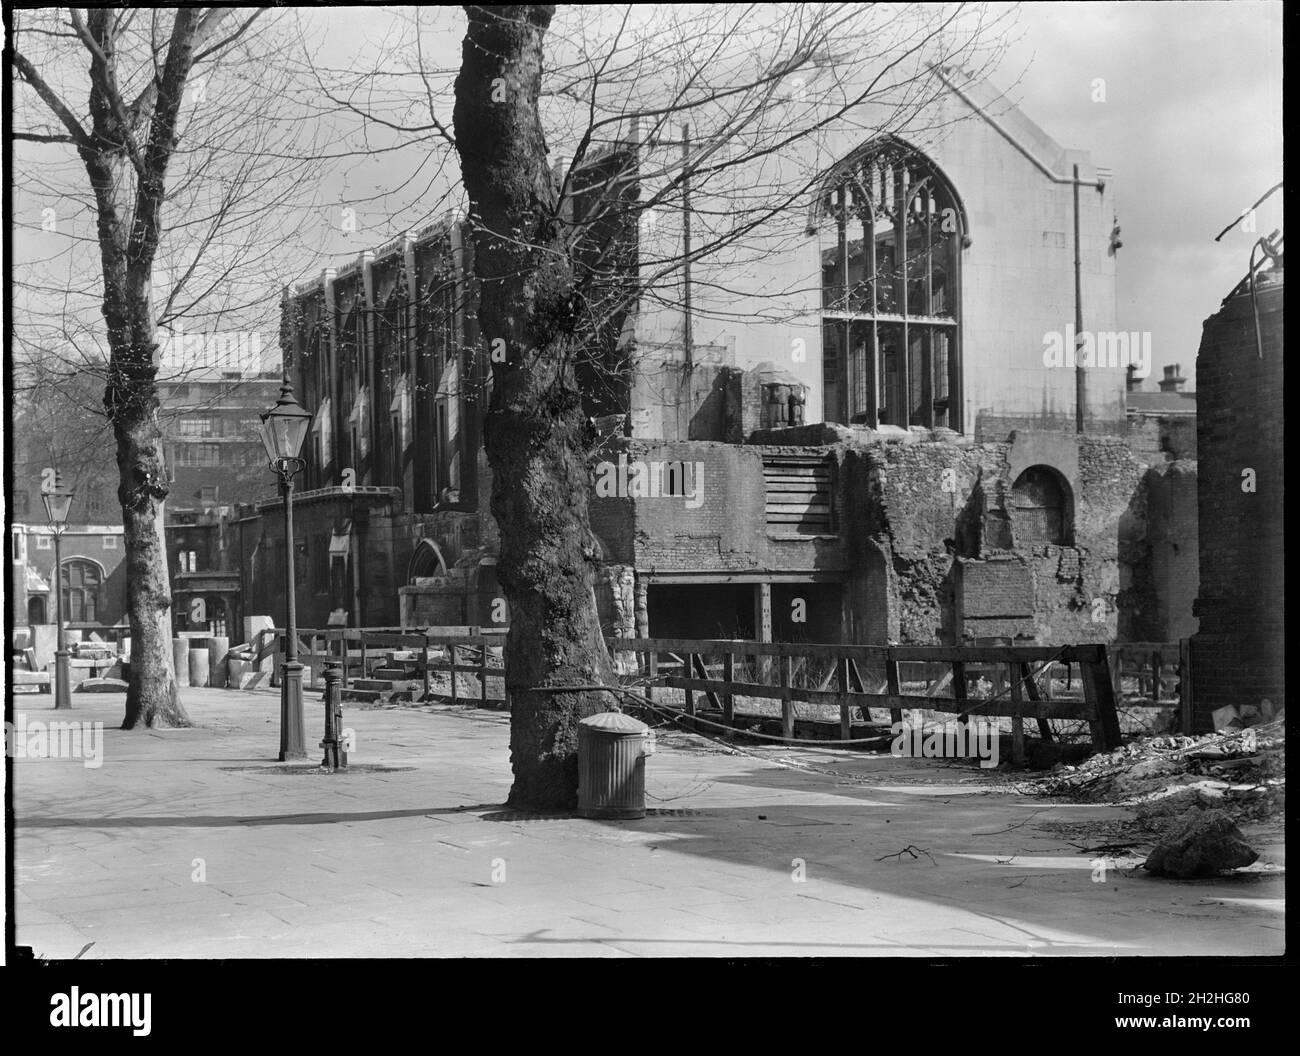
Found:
818,138 -> 964,432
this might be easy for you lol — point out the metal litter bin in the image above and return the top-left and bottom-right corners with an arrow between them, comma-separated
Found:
577,711 -> 649,819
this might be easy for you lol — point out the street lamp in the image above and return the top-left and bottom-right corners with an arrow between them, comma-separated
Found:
42,484 -> 74,711
259,375 -> 314,761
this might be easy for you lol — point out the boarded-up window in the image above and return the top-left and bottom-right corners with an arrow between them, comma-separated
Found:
763,457 -> 833,534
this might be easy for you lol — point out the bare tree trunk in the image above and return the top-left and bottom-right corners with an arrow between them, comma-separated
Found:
454,4 -> 615,811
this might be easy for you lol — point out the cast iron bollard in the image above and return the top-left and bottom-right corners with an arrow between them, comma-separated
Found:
321,666 -> 347,771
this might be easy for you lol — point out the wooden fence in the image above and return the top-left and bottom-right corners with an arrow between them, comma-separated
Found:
607,637 -> 1124,762
245,627 -> 1195,758
263,627 -> 508,707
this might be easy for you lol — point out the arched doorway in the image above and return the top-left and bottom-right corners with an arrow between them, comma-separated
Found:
28,596 -> 47,625
1012,465 -> 1072,545
407,537 -> 448,582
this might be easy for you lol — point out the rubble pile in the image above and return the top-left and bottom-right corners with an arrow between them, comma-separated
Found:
1016,717 -> 1285,825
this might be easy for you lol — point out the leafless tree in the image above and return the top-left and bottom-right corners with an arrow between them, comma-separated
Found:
303,2 -> 1016,807
12,7 -> 326,727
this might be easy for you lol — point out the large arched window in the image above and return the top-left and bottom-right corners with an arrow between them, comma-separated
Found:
62,559 -> 103,624
1012,466 -> 1071,546
818,137 -> 964,430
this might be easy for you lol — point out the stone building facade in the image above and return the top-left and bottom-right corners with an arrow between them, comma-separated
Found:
256,67 -> 1197,655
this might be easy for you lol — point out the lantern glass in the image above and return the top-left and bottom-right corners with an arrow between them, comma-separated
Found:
42,490 -> 73,526
258,379 -> 313,463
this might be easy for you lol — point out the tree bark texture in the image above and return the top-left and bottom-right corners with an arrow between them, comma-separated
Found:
454,5 -> 618,810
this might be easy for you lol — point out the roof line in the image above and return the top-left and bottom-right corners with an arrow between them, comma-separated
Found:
931,66 -> 1104,189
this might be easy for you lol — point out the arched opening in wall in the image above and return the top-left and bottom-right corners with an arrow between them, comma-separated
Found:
1012,466 -> 1072,546
816,136 -> 965,431
408,537 -> 448,583
61,558 -> 105,625
28,596 -> 47,625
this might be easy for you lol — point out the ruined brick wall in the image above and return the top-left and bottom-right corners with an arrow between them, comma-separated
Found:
1120,461 -> 1199,642
837,430 -> 1146,646
957,556 -> 1035,639
1191,282 -> 1284,726
589,439 -> 849,575
1127,413 -> 1197,463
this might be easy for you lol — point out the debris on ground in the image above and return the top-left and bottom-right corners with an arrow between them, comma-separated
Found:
1143,808 -> 1260,878
1016,717 -> 1283,878
1013,717 -> 1284,824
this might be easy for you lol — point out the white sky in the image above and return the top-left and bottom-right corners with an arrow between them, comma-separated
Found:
992,0 -> 1283,388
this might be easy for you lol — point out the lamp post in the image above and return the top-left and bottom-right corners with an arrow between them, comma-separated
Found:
259,375 -> 314,761
42,485 -> 74,710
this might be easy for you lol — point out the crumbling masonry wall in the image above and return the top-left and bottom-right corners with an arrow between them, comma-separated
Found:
835,430 -> 1146,645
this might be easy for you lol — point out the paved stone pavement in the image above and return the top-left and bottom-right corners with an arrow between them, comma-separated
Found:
11,688 -> 1285,958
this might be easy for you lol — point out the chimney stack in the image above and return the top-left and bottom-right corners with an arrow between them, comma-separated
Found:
1126,364 -> 1142,392
1158,364 -> 1188,393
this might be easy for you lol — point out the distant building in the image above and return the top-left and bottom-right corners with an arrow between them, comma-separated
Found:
9,522 -> 128,632
158,372 -> 285,639
7,359 -> 282,641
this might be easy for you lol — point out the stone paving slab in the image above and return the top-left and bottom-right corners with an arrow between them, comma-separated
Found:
10,688 -> 1285,958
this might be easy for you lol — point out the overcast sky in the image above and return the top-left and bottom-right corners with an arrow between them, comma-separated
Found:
990,0 -> 1283,388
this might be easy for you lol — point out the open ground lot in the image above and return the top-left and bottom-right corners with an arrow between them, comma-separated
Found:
11,687 -> 1284,958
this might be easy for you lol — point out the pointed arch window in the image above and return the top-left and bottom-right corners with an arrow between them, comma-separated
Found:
819,138 -> 964,431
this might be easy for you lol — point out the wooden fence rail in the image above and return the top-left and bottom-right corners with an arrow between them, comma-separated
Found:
606,637 -> 1124,762
243,627 -> 1195,758
269,627 -> 508,707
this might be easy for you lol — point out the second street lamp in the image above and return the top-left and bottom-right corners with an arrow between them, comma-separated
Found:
259,375 -> 314,761
42,484 -> 74,710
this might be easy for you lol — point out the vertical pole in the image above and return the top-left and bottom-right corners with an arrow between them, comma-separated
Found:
837,656 -> 850,741
1074,163 -> 1086,433
952,659 -> 968,733
780,654 -> 794,742
480,639 -> 488,707
422,632 -> 432,701
894,166 -> 909,425
1009,662 -> 1025,767
449,643 -> 458,706
1021,661 -> 1053,742
321,666 -> 342,770
53,528 -> 70,710
279,474 -> 305,760
684,652 -> 696,716
755,582 -> 772,683
682,122 -> 692,374
1179,637 -> 1193,735
722,651 -> 735,724
885,648 -> 903,726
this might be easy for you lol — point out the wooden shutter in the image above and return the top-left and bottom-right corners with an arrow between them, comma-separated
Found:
763,457 -> 833,533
